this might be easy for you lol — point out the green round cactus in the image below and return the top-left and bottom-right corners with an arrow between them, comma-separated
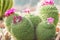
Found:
0,0 -> 13,20
18,13 -> 42,40
11,16 -> 34,40
36,21 -> 56,40
5,14 -> 18,32
27,15 -> 42,40
25,14 -> 42,27
39,5 -> 59,25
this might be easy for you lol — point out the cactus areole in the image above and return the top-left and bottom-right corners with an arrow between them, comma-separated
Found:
0,0 -> 13,20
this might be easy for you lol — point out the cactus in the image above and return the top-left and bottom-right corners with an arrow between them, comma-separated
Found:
4,8 -> 17,32
22,8 -> 41,26
36,21 -> 56,40
4,0 -> 59,40
26,14 -> 42,40
39,5 -> 59,25
11,16 -> 34,40
36,0 -> 59,40
5,14 -> 18,32
0,0 -> 13,20
24,14 -> 42,27
28,15 -> 41,27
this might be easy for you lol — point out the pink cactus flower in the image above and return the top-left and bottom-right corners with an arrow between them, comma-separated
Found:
47,17 -> 54,24
13,16 -> 22,24
22,8 -> 30,13
42,0 -> 54,6
4,8 -> 15,17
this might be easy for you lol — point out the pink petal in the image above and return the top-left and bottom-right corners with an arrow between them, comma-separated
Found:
47,17 -> 54,24
4,8 -> 15,17
42,0 -> 54,6
22,8 -> 30,13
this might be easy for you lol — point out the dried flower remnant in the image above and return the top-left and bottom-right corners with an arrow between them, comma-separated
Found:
13,16 -> 22,24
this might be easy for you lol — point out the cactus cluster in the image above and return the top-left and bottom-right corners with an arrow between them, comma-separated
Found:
0,0 -> 13,20
36,0 -> 59,40
4,0 -> 59,40
5,12 -> 42,40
